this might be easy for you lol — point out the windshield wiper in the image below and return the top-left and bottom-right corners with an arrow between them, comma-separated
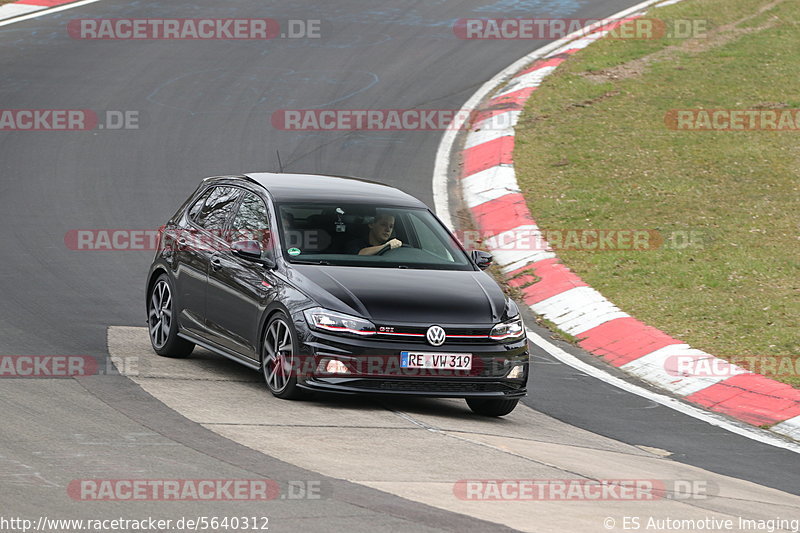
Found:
291,259 -> 331,265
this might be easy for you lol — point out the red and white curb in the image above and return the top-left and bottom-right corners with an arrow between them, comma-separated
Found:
0,0 -> 98,23
0,0 -> 71,20
455,9 -> 800,440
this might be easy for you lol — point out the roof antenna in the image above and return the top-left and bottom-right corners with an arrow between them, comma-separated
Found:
276,150 -> 284,173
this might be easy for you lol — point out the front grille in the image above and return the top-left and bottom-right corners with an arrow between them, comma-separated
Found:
374,325 -> 493,344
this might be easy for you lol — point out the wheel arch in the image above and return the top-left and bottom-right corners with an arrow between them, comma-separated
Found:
144,265 -> 169,308
257,302 -> 294,363
145,265 -> 170,311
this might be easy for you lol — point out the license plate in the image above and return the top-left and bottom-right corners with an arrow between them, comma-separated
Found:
400,352 -> 472,370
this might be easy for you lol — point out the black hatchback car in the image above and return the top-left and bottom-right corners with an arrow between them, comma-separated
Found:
146,173 -> 529,416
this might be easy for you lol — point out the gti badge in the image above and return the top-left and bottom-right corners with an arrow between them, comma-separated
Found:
426,325 -> 446,346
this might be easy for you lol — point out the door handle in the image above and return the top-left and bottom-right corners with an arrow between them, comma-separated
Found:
210,256 -> 223,271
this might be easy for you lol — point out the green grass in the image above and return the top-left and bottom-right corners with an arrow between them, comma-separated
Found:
513,0 -> 800,386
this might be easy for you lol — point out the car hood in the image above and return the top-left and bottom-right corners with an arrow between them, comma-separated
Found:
290,265 -> 508,325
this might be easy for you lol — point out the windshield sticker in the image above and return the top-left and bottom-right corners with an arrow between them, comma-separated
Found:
288,247 -> 301,256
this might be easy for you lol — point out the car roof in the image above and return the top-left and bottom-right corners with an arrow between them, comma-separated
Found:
232,172 -> 427,207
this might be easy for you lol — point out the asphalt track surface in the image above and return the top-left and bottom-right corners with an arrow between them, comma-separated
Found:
1,0 -> 798,530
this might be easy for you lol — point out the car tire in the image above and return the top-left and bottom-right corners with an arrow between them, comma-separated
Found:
466,397 -> 519,417
147,274 -> 195,358
261,312 -> 308,400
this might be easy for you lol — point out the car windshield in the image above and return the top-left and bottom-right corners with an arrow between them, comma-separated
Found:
277,203 -> 473,270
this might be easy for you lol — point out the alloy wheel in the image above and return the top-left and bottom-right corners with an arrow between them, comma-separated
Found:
148,280 -> 172,349
263,318 -> 294,393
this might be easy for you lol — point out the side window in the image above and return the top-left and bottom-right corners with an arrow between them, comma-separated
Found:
187,189 -> 212,221
232,191 -> 272,254
193,186 -> 240,232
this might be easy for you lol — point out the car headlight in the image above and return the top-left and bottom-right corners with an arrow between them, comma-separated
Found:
303,307 -> 377,337
490,317 -> 525,341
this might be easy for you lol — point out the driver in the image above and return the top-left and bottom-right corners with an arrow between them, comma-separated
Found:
346,213 -> 402,255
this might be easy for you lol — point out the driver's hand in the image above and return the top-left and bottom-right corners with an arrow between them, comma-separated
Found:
387,238 -> 402,249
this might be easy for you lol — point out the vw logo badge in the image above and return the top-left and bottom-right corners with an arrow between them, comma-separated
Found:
426,325 -> 446,346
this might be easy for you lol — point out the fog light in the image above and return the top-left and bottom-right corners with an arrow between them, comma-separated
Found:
325,359 -> 350,374
507,364 -> 524,379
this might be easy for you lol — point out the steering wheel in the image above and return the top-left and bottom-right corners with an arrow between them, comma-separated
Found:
376,243 -> 409,256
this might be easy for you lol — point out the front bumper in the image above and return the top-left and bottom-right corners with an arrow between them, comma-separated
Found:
299,376 -> 527,398
292,318 -> 529,398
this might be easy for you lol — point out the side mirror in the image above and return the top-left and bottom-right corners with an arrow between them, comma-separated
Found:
232,240 -> 264,260
232,240 -> 277,269
471,250 -> 493,270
